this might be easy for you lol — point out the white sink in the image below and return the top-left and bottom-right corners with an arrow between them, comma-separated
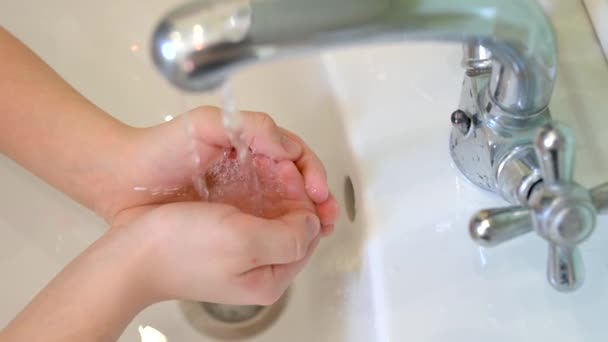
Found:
584,0 -> 608,60
1,1 -> 608,341
122,56 -> 379,341
0,2 -> 375,341
323,40 -> 608,341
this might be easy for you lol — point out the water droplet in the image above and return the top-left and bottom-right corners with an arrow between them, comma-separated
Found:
434,223 -> 451,233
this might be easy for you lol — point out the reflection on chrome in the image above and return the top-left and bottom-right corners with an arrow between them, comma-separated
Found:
160,42 -> 176,61
192,24 -> 205,50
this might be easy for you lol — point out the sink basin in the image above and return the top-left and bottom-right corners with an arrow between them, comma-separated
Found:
1,1 -> 608,341
0,2 -> 375,341
114,56 -> 378,341
323,40 -> 608,341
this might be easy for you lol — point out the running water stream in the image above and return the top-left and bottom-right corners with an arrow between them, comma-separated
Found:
192,81 -> 268,216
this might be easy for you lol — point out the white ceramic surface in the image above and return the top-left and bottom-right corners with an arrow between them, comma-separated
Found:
321,1 -> 608,340
584,0 -> 608,59
1,0 -> 607,341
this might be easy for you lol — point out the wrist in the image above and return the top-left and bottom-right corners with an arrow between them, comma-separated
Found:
101,223 -> 165,308
108,214 -> 178,305
1,222 -> 161,341
84,120 -> 139,220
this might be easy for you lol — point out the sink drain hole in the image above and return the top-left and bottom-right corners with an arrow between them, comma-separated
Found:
344,176 -> 356,222
179,289 -> 289,340
200,302 -> 264,323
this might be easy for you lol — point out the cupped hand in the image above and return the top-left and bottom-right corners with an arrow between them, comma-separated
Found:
105,106 -> 338,234
101,106 -> 339,305
118,154 -> 322,305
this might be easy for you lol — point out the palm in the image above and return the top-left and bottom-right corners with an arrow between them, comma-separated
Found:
200,150 -> 315,218
112,149 -> 313,229
106,107 -> 337,232
111,146 -> 311,222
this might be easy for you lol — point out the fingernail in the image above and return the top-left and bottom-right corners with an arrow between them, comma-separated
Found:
306,215 -> 321,240
321,224 -> 335,236
281,134 -> 302,156
307,185 -> 329,202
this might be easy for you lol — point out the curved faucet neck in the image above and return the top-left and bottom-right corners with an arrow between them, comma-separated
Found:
152,0 -> 557,117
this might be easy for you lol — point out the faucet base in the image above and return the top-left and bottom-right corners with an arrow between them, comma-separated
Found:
449,68 -> 551,203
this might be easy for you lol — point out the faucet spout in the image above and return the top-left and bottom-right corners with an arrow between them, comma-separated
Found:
152,0 -> 556,116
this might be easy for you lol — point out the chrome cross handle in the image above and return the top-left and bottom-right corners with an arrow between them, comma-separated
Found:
470,123 -> 608,292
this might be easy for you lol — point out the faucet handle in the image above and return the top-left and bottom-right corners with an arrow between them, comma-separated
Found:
547,243 -> 583,291
535,123 -> 575,186
469,206 -> 533,247
530,123 -> 596,248
549,187 -> 608,290
470,122 -> 607,291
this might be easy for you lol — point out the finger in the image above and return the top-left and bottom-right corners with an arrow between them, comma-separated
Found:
321,224 -> 335,236
272,152 -> 337,227
316,193 -> 340,236
186,106 -> 302,160
269,234 -> 320,283
272,160 -> 311,203
241,111 -> 303,159
279,128 -> 329,203
317,192 -> 339,225
225,209 -> 321,266
238,235 -> 321,305
276,157 -> 339,230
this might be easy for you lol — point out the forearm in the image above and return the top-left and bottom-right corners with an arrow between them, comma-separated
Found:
0,228 -> 155,342
0,27 -> 133,216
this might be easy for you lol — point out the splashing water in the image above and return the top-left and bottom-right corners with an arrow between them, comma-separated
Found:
219,81 -> 262,205
203,151 -> 287,217
220,82 -> 249,162
190,81 -> 266,214
133,81 -> 280,216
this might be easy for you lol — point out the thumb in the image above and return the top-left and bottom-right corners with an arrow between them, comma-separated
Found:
227,209 -> 321,266
186,106 -> 302,160
237,235 -> 321,305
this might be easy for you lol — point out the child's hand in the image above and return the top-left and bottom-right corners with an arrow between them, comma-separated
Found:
0,28 -> 340,339
111,138 -> 325,304
103,106 -> 338,235
100,106 -> 338,305
117,156 -> 321,305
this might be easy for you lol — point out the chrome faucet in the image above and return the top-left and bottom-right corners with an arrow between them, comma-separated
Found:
151,0 -> 608,292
